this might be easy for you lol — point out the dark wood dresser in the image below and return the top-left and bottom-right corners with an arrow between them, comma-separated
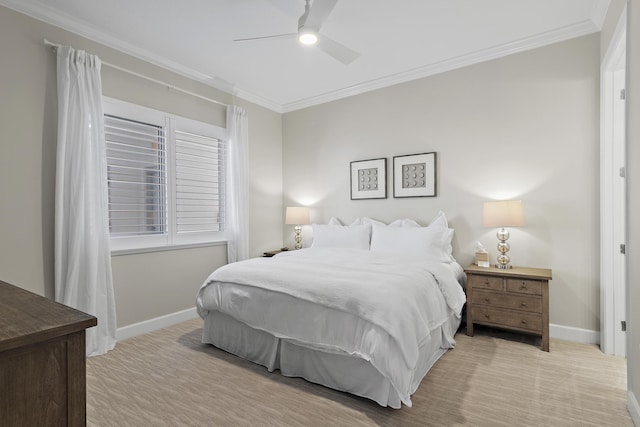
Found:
0,280 -> 97,426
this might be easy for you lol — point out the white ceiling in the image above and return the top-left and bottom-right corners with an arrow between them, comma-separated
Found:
1,0 -> 611,112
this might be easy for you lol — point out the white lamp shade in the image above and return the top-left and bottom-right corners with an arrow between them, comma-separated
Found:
483,200 -> 525,227
285,206 -> 310,225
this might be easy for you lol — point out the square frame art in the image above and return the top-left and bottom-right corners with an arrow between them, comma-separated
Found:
350,158 -> 387,200
393,152 -> 436,198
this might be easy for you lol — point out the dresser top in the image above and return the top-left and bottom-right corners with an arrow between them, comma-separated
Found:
464,264 -> 552,280
0,280 -> 97,352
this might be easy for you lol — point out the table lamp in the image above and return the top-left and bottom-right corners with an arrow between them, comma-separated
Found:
285,206 -> 310,250
483,200 -> 525,269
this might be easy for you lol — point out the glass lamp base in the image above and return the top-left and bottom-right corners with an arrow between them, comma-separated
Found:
495,229 -> 512,269
294,225 -> 302,250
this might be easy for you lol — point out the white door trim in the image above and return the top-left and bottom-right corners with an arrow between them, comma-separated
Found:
600,6 -> 627,356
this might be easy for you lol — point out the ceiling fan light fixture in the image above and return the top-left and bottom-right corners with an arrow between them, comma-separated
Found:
299,28 -> 318,45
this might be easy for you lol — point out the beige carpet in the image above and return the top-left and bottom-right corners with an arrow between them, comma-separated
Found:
86,319 -> 632,426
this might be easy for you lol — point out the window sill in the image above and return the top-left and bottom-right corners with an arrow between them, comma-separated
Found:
111,240 -> 227,257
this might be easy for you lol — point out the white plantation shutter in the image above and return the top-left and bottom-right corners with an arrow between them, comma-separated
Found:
105,115 -> 166,236
103,97 -> 227,252
174,130 -> 224,233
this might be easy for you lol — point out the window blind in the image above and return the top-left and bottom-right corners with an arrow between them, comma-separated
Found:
105,115 -> 166,236
174,130 -> 224,233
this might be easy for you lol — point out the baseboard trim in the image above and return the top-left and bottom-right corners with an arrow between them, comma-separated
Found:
629,391 -> 640,426
116,314 -> 599,344
549,323 -> 599,345
116,307 -> 199,341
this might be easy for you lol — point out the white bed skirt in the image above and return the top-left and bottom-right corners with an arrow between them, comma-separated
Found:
202,310 -> 461,408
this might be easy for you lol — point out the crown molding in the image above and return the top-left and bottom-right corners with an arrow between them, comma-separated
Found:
0,0 -> 243,99
0,0 -> 284,112
281,18 -> 601,112
0,0 -> 607,114
233,87 -> 284,114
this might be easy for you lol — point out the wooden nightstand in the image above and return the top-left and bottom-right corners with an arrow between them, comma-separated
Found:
464,264 -> 552,351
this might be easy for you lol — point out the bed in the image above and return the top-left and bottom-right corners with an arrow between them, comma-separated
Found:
196,214 -> 466,408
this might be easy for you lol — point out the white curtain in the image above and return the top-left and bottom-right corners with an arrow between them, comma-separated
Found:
225,105 -> 250,262
55,46 -> 117,356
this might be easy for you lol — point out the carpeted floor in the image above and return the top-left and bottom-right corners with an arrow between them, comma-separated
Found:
86,319 -> 632,426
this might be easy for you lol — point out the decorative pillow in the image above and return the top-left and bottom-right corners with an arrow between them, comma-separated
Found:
311,224 -> 371,250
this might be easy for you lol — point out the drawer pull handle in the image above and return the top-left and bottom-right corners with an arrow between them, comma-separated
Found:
483,280 -> 490,285
521,320 -> 527,325
520,302 -> 527,307
484,313 -> 490,318
521,282 -> 527,288
484,298 -> 490,303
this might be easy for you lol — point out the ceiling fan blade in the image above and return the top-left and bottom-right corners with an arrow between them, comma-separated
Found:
317,34 -> 359,65
305,0 -> 339,29
233,33 -> 297,42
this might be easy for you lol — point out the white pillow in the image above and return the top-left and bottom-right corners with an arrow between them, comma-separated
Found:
369,224 -> 447,261
443,228 -> 455,262
351,217 -> 386,227
429,210 -> 448,230
328,217 -> 343,226
311,224 -> 371,250
428,211 -> 456,262
388,218 -> 420,228
370,211 -> 454,262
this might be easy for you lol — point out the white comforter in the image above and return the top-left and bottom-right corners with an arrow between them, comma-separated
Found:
196,248 -> 466,407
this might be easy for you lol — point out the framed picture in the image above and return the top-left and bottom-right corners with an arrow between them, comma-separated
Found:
350,158 -> 387,200
393,152 -> 437,198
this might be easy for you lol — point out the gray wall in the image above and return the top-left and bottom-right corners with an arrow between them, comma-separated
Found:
0,5 -> 283,327
283,34 -> 601,333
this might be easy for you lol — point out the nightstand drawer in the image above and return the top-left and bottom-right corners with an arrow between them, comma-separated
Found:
472,290 -> 542,313
470,306 -> 542,333
468,274 -> 503,291
506,278 -> 542,295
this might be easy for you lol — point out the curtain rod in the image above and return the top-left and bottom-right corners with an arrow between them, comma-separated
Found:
44,39 -> 229,109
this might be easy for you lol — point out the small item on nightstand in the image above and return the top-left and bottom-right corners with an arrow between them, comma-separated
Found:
475,242 -> 490,268
281,247 -> 289,251
263,249 -> 284,257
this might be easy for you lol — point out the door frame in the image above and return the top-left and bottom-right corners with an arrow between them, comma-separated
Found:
600,5 -> 627,356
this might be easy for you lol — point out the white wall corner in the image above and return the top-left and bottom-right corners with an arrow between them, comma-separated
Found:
116,307 -> 199,341
629,391 -> 640,426
550,323 -> 600,345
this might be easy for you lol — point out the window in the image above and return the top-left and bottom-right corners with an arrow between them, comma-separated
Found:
103,98 -> 226,252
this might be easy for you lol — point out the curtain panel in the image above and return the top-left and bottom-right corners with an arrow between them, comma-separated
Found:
55,46 -> 117,356
225,105 -> 250,263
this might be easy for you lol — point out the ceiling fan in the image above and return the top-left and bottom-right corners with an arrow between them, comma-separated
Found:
233,0 -> 359,65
